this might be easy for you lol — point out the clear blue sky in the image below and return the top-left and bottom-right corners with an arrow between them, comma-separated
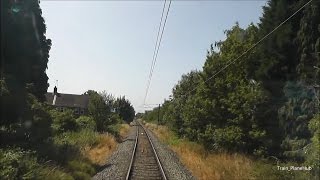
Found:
40,0 -> 267,113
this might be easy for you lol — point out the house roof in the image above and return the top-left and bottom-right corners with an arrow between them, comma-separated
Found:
45,92 -> 89,109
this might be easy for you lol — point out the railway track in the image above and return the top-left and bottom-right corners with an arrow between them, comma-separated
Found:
126,121 -> 167,180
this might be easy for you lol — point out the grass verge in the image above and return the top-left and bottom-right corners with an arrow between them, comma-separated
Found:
82,123 -> 130,166
0,124 -> 132,179
145,123 -> 315,180
146,123 -> 253,180
82,133 -> 117,166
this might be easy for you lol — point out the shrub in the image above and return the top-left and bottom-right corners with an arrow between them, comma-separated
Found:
75,116 -> 96,130
0,148 -> 72,180
28,95 -> 53,144
35,166 -> 74,180
105,124 -> 121,137
0,148 -> 38,179
68,160 -> 95,176
51,109 -> 78,133
71,171 -> 91,180
306,114 -> 320,178
53,129 -> 100,149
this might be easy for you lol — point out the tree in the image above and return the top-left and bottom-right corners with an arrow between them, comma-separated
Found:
114,96 -> 135,123
276,0 -> 320,160
278,81 -> 317,160
1,0 -> 52,147
99,90 -> 115,110
196,24 -> 269,153
85,90 -> 111,132
296,0 -> 320,85
1,0 -> 51,100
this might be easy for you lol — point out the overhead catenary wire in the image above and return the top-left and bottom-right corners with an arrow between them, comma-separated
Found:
143,0 -> 172,106
150,0 -> 172,82
148,0 -> 167,85
144,0 -> 167,106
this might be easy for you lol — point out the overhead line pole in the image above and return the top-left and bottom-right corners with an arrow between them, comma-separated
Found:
158,104 -> 160,125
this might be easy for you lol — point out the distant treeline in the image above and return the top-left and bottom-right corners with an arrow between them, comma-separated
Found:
143,0 -> 319,178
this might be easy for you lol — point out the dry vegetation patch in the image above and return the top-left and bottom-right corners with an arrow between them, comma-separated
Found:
147,123 -> 254,180
82,134 -> 117,166
119,123 -> 130,139
82,124 -> 131,166
172,145 -> 253,180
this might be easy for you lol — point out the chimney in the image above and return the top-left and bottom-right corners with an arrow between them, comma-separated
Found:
54,86 -> 58,95
53,86 -> 58,105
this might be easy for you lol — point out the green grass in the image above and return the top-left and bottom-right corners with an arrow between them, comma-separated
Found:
0,129 -> 102,180
53,129 -> 100,148
0,148 -> 74,180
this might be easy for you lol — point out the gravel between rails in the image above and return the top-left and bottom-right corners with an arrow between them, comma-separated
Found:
93,122 -> 195,180
92,125 -> 137,180
145,128 -> 196,180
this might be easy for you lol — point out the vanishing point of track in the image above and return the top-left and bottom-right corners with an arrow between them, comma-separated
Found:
126,121 -> 167,180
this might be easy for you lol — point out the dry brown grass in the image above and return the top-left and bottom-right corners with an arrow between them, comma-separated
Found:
82,134 -> 117,166
147,124 -> 254,180
119,123 -> 130,139
171,143 -> 253,180
82,124 -> 132,165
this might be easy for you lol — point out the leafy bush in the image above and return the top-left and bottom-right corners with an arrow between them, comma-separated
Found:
68,160 -> 95,176
51,109 -> 78,133
49,129 -> 100,165
27,95 -> 53,144
35,166 -> 74,180
87,90 -> 110,132
53,129 -> 100,149
0,148 -> 38,179
306,114 -> 320,178
75,116 -> 96,130
71,171 -> 91,180
0,148 -> 73,180
105,124 -> 121,137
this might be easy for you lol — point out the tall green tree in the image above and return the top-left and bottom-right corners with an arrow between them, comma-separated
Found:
198,24 -> 269,152
296,0 -> 320,85
277,0 -> 320,160
86,90 -> 111,132
1,0 -> 52,147
114,96 -> 135,123
1,0 -> 51,126
253,0 -> 307,155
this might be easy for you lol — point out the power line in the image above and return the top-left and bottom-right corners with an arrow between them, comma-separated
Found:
178,0 -> 313,99
150,0 -> 172,82
143,0 -> 167,106
146,0 -> 167,92
143,0 -> 172,106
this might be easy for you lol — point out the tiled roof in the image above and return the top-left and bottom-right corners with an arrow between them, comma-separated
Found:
45,92 -> 89,109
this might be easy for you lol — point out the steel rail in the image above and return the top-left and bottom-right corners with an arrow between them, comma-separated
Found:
125,120 -> 167,180
125,122 -> 139,180
140,122 -> 167,180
